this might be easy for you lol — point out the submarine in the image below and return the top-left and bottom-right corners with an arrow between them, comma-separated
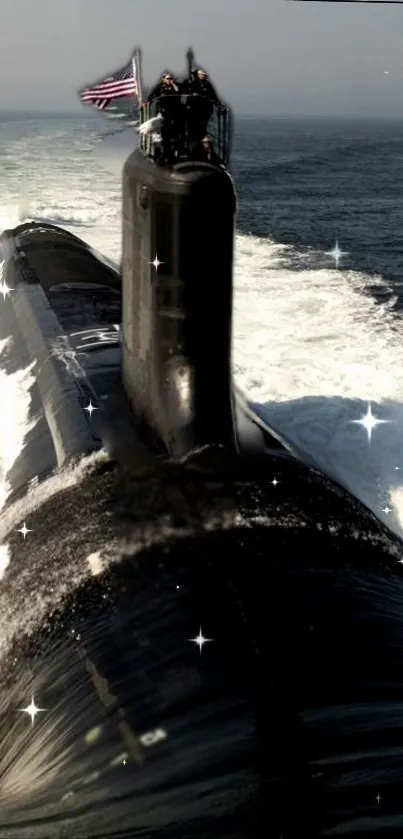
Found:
1,59 -> 403,839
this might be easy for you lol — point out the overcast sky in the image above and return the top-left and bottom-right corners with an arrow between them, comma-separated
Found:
1,0 -> 403,116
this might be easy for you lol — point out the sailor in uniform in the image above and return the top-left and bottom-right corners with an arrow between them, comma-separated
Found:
146,72 -> 183,161
183,69 -> 220,146
188,136 -> 224,167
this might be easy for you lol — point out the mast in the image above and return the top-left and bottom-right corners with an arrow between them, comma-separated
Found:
186,47 -> 194,78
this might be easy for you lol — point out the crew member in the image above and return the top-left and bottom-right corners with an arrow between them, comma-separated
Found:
193,69 -> 219,104
146,72 -> 183,161
184,69 -> 220,144
189,136 -> 224,167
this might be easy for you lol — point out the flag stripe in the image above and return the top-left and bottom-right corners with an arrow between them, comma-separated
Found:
79,59 -> 137,112
81,81 -> 136,95
81,86 -> 136,99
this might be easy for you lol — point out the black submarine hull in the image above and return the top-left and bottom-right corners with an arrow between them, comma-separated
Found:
1,223 -> 403,838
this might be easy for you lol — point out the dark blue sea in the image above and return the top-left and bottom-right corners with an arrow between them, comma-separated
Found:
233,117 -> 403,297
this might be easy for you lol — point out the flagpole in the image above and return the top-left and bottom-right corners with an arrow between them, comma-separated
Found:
133,47 -> 143,105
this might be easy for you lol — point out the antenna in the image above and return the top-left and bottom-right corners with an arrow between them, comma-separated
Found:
186,47 -> 194,77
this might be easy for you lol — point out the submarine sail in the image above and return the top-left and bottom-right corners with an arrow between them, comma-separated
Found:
121,137 -> 236,455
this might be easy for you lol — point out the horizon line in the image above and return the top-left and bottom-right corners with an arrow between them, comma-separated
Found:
1,108 -> 403,121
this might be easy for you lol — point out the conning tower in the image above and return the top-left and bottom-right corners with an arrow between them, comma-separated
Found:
121,56 -> 236,457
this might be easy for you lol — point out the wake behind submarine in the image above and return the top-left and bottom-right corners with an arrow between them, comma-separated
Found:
1,58 -> 403,839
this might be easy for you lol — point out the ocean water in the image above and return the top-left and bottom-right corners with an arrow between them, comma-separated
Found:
1,112 -> 403,535
2,113 -> 403,838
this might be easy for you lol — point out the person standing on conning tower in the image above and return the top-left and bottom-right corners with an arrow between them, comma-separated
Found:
146,72 -> 183,161
184,69 -> 219,145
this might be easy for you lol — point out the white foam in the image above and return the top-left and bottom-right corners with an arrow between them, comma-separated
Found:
0,545 -> 10,580
0,330 -> 38,569
233,234 -> 403,535
0,450 -> 108,545
86,551 -> 104,577
0,339 -> 37,511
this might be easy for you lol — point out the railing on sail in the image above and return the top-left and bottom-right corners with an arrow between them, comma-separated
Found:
139,93 -> 232,168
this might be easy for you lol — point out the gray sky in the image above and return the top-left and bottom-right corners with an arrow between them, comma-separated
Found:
2,0 -> 403,116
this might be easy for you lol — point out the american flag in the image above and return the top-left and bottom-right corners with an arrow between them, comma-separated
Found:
79,59 -> 138,111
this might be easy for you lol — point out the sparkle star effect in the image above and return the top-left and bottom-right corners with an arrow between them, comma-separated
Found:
271,478 -> 279,487
17,522 -> 33,539
326,239 -> 347,268
382,506 -> 393,515
0,280 -> 14,300
350,402 -> 390,443
84,400 -> 98,417
19,696 -> 46,726
188,626 -> 214,654
149,254 -> 164,271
